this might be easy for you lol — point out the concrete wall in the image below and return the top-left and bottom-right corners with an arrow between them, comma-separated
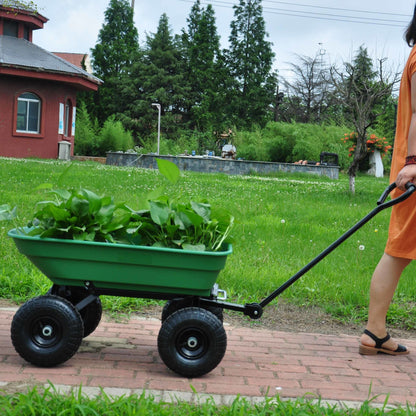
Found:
106,152 -> 340,180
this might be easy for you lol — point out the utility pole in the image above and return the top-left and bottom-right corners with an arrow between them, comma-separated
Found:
131,0 -> 135,10
152,103 -> 161,155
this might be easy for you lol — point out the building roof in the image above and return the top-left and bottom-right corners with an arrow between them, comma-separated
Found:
0,0 -> 36,12
0,35 -> 101,90
53,52 -> 93,74
0,1 -> 48,29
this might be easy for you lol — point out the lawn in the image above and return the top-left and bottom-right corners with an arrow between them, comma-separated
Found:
2,157 -> 416,415
1,157 -> 416,329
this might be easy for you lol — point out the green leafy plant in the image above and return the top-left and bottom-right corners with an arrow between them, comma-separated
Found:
18,159 -> 234,252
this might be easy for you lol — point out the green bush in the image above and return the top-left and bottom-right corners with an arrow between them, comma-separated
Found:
136,130 -> 218,157
74,102 -> 100,156
75,107 -> 134,156
99,116 -> 134,154
235,122 -> 354,169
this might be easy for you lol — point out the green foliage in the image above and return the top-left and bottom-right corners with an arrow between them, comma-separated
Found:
234,122 -> 350,168
2,158 -> 415,329
74,106 -> 133,156
11,160 -> 233,252
73,101 -> 101,156
99,116 -> 134,153
226,0 -> 277,128
90,0 -> 139,123
182,1 -> 223,130
1,384 -> 414,415
118,13 -> 191,141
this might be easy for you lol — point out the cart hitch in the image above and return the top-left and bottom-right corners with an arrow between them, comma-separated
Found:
244,303 -> 263,319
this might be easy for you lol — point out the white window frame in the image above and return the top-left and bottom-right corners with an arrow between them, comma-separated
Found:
16,93 -> 41,134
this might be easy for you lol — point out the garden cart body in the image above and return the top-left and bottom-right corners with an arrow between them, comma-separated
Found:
8,183 -> 416,377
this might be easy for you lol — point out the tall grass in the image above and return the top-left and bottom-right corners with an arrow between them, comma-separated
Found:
1,157 -> 415,329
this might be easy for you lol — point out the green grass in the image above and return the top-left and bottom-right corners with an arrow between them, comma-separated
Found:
1,157 -> 416,328
1,384 -> 415,415
2,158 -> 416,414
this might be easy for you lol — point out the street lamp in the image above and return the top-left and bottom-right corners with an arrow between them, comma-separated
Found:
151,103 -> 161,155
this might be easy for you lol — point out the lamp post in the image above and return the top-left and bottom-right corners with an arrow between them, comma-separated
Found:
152,103 -> 161,155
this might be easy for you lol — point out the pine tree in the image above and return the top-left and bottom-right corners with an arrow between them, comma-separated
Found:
182,1 -> 223,130
90,0 -> 139,123
226,0 -> 277,128
119,13 -> 190,141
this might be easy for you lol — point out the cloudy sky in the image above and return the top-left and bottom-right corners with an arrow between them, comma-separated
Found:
32,0 -> 413,82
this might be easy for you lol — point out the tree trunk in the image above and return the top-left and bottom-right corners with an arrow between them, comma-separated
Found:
349,174 -> 356,194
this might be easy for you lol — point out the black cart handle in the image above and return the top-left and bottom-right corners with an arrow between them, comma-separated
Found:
256,181 -> 416,312
377,182 -> 416,208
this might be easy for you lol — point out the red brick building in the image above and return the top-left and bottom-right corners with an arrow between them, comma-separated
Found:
0,1 -> 101,159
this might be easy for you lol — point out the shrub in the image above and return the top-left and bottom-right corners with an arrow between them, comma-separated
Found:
234,122 -> 353,169
74,102 -> 100,156
99,116 -> 134,154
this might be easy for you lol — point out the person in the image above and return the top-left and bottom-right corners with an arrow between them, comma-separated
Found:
359,4 -> 416,356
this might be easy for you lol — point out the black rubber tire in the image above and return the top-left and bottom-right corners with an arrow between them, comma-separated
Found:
161,300 -> 223,323
157,307 -> 227,377
48,286 -> 102,337
11,295 -> 84,367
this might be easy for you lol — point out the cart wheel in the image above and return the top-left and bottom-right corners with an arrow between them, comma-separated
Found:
161,300 -> 223,323
157,307 -> 227,377
11,295 -> 84,367
48,286 -> 102,338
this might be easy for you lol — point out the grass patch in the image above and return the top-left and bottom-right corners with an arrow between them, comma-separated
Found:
0,384 -> 415,415
1,157 -> 416,329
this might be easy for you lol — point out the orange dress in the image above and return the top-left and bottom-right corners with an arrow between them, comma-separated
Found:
385,46 -> 416,259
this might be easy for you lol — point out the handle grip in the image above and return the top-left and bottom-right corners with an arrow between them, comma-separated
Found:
377,182 -> 416,207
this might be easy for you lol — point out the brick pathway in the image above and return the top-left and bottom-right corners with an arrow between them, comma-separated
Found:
0,307 -> 415,407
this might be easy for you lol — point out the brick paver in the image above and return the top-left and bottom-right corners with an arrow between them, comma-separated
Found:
0,307 -> 415,407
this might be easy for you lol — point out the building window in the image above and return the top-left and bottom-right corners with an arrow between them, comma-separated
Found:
17,92 -> 41,134
23,25 -> 30,40
3,20 -> 18,37
64,100 -> 71,136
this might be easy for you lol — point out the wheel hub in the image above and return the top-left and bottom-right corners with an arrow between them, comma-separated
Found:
187,336 -> 198,349
41,325 -> 53,337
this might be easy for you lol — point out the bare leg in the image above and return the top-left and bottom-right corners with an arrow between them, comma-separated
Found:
360,253 -> 411,351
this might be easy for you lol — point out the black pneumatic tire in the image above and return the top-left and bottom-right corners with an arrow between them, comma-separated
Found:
48,286 -> 102,338
11,295 -> 84,367
65,287 -> 102,338
157,307 -> 227,377
161,300 -> 224,323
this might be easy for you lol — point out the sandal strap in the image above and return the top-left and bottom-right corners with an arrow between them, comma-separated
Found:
363,329 -> 391,348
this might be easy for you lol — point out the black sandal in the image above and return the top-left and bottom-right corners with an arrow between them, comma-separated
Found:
359,329 -> 409,356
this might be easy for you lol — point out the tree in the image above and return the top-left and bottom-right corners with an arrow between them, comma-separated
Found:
119,13 -> 190,142
282,53 -> 334,123
182,1 -> 223,131
226,0 -> 277,128
90,0 -> 139,123
331,46 -> 400,193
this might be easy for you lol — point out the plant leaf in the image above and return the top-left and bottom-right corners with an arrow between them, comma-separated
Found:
0,204 -> 16,221
80,189 -> 102,214
156,159 -> 180,184
191,201 -> 211,222
71,197 -> 90,218
182,243 -> 206,252
149,201 -> 170,225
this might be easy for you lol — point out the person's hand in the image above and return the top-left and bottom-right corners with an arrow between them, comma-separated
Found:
395,164 -> 416,190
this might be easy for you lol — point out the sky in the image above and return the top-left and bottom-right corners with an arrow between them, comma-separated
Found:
31,0 -> 414,85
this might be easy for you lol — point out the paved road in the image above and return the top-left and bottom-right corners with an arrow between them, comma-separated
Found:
0,306 -> 415,408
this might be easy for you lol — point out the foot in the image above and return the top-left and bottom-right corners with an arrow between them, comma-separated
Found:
359,329 -> 409,356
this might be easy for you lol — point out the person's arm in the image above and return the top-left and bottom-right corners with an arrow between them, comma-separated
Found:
395,72 -> 416,190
